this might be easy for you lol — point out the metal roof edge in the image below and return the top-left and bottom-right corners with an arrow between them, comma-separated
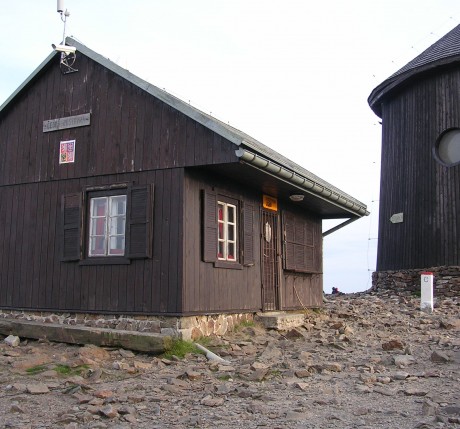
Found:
235,147 -> 369,217
368,54 -> 460,117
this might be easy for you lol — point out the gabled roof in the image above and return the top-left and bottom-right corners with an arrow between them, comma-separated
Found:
0,36 -> 368,218
369,24 -> 460,117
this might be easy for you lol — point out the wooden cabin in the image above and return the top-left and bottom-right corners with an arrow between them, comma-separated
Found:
368,25 -> 460,296
0,37 -> 368,329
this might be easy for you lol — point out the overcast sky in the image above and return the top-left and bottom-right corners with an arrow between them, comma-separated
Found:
1,1 -> 460,293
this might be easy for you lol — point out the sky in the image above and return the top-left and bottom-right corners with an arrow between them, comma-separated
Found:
1,1 -> 460,293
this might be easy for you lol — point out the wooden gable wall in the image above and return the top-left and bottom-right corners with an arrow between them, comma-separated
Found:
0,52 -> 239,187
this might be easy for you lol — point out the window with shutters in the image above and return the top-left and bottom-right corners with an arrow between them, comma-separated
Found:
202,190 -> 254,269
61,184 -> 153,264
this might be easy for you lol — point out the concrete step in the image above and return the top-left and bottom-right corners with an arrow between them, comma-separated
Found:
0,319 -> 172,354
255,312 -> 306,330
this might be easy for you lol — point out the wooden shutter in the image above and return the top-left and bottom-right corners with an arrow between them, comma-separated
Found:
242,202 -> 255,265
283,211 -> 296,270
61,193 -> 82,261
202,190 -> 217,262
127,184 -> 153,259
283,211 -> 317,272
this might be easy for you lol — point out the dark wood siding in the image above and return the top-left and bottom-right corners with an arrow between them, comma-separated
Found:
0,170 -> 184,314
377,66 -> 460,270
183,170 -> 262,314
282,273 -> 323,309
0,54 -> 239,187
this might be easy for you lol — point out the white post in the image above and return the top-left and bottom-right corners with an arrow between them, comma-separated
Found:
420,272 -> 434,312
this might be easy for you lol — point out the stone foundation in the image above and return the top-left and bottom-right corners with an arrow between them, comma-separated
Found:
372,266 -> 460,297
0,310 -> 254,341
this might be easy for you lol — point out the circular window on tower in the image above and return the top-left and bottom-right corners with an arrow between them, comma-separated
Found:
434,128 -> 460,167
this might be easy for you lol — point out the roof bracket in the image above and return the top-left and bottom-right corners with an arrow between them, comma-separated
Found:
323,217 -> 359,237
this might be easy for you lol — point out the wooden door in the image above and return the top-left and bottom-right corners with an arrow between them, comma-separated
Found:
261,210 -> 280,311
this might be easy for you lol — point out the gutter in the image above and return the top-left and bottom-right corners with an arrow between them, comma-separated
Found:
235,148 -> 369,218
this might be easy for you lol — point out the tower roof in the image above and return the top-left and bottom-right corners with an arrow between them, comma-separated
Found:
369,24 -> 460,117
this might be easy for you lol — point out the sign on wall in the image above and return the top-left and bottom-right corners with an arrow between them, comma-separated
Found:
59,140 -> 76,164
43,113 -> 90,133
263,195 -> 278,211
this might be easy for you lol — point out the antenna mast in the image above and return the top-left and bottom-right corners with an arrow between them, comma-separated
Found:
57,0 -> 70,43
54,0 -> 77,74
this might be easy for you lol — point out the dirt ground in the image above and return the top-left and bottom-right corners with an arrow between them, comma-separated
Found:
0,291 -> 459,429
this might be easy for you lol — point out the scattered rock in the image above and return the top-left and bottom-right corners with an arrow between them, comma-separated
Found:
392,371 -> 410,380
422,399 -> 439,416
430,350 -> 450,363
118,348 -> 135,358
200,395 -> 224,407
26,383 -> 50,394
99,404 -> 119,419
382,339 -> 405,350
4,335 -> 20,347
439,318 -> 460,330
440,405 -> 460,415
403,388 -> 428,396
393,354 -> 416,367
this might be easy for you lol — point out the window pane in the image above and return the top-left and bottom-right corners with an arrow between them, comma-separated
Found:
90,236 -> 106,256
218,241 -> 224,259
227,205 -> 235,223
110,217 -> 126,235
218,222 -> 224,240
91,198 -> 107,217
228,224 -> 235,241
218,204 -> 224,221
227,243 -> 236,261
109,236 -> 125,255
110,195 -> 127,216
91,217 -> 107,236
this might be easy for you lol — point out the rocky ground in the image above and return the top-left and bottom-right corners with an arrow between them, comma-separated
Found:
0,291 -> 459,429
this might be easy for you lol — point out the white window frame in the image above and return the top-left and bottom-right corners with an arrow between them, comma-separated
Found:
217,201 -> 237,261
89,195 -> 127,257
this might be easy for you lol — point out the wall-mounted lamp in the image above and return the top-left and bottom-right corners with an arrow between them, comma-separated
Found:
289,193 -> 304,202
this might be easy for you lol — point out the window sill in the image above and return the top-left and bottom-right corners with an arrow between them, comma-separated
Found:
79,257 -> 131,266
214,261 -> 243,270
